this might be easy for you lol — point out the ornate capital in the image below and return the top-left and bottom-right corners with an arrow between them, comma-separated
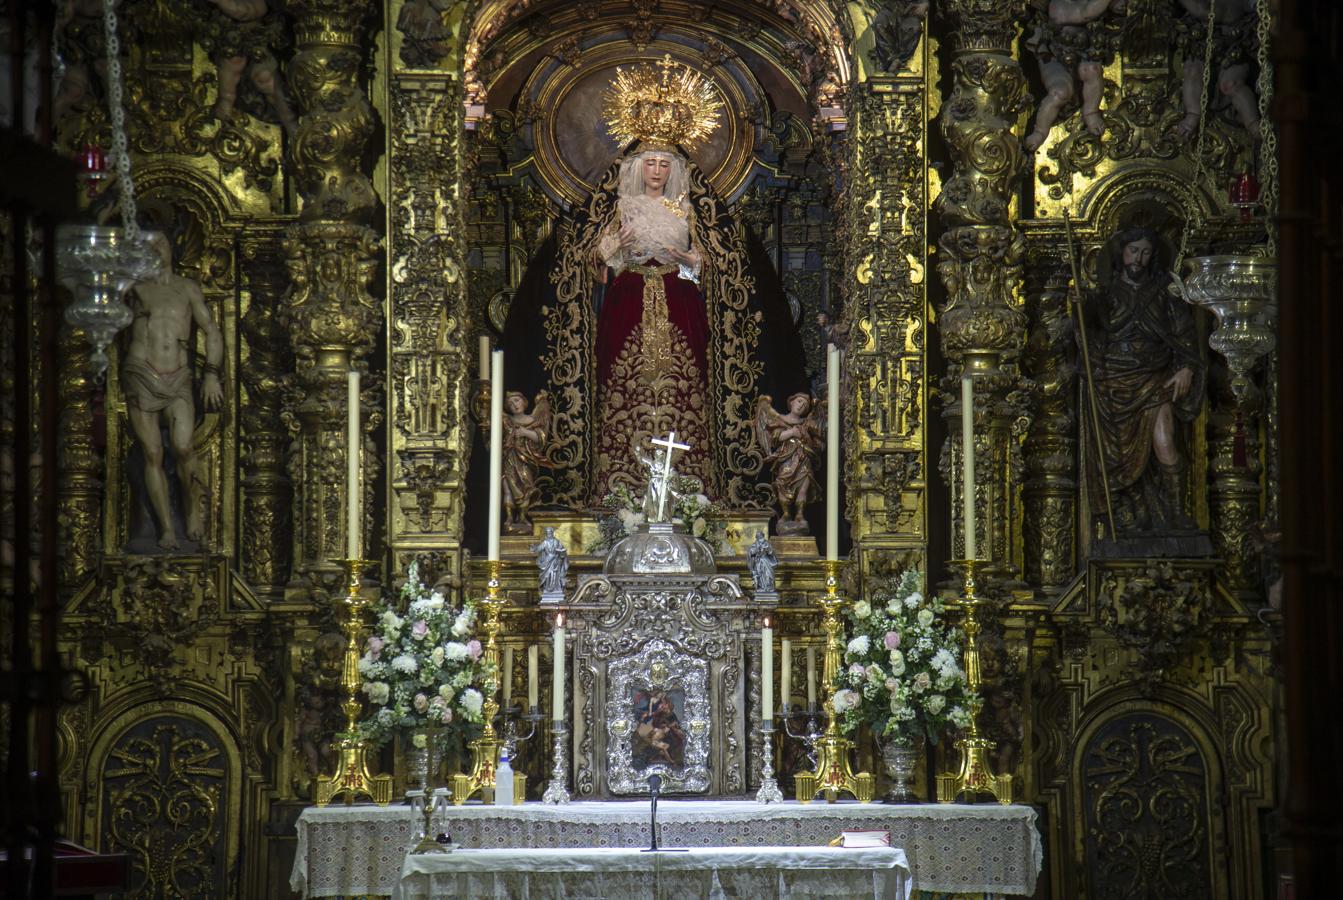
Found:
941,0 -> 1027,53
281,223 -> 382,372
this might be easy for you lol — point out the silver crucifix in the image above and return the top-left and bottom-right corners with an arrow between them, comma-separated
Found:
649,431 -> 690,522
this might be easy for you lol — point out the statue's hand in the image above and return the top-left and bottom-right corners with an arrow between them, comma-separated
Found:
1164,367 -> 1194,400
202,373 -> 224,410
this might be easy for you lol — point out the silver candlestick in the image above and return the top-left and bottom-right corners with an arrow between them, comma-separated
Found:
756,719 -> 784,803
542,721 -> 571,804
502,704 -> 543,761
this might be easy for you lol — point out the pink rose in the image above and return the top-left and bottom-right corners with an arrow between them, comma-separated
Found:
413,692 -> 429,712
412,620 -> 429,640
849,662 -> 866,678
367,635 -> 384,658
466,639 -> 483,661
440,707 -> 454,724
883,631 -> 900,650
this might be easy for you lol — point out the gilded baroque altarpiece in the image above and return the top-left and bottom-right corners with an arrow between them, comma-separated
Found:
0,1 -> 1282,897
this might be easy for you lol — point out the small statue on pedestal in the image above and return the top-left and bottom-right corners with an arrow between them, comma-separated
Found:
754,394 -> 822,535
531,526 -> 568,601
747,531 -> 779,597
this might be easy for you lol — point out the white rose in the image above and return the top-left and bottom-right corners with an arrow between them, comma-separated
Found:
692,516 -> 707,537
362,682 -> 390,705
888,650 -> 906,676
430,646 -> 446,666
832,689 -> 860,712
925,694 -> 946,715
886,601 -> 902,616
906,591 -> 923,607
852,600 -> 872,619
438,684 -> 454,702
451,611 -> 472,638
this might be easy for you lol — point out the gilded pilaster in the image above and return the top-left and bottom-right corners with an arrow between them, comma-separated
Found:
844,69 -> 931,567
240,234 -> 294,597
56,328 -> 101,592
934,0 -> 1030,580
282,0 -> 381,593
384,70 -> 472,575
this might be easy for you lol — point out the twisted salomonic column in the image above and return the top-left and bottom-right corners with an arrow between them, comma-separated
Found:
934,0 -> 1030,582
57,329 -> 101,591
1021,260 -> 1076,592
282,0 -> 381,595
240,235 -> 294,597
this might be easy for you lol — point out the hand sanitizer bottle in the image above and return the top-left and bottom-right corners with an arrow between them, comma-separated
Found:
495,751 -> 514,806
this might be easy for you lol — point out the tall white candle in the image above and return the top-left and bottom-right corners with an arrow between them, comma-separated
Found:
551,616 -> 566,721
487,350 -> 504,561
806,647 -> 817,708
780,638 -> 792,710
478,335 -> 491,380
761,618 -> 774,722
826,343 -> 841,561
528,644 -> 539,709
346,370 -> 361,559
502,646 -> 514,706
961,373 -> 977,560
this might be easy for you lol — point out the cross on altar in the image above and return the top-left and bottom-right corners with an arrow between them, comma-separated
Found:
650,431 -> 690,522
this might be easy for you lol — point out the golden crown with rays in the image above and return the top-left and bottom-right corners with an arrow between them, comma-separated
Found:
602,54 -> 723,153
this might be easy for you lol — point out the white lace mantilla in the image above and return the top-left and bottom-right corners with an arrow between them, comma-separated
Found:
391,846 -> 912,900
291,800 -> 1042,898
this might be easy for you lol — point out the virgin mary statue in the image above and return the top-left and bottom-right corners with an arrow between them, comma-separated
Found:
501,56 -> 807,510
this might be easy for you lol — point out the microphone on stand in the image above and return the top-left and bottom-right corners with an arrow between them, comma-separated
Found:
644,774 -> 662,852
642,774 -> 685,852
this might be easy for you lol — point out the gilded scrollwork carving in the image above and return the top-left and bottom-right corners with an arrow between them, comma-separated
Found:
1095,561 -> 1215,684
101,556 -> 221,686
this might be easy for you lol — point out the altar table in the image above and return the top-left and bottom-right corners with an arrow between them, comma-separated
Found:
390,846 -> 913,900
290,800 -> 1042,898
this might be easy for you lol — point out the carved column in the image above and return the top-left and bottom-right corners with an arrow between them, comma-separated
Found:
240,236 -> 293,597
56,329 -> 101,592
1021,261 -> 1076,592
282,0 -> 381,595
934,1 -> 1030,581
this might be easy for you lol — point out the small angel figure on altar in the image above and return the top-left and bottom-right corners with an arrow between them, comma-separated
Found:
501,390 -> 552,534
755,393 -> 823,535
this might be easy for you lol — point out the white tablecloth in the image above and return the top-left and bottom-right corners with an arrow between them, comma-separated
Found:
291,800 -> 1042,897
390,845 -> 912,900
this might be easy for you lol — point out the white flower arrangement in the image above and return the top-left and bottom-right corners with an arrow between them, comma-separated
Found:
358,561 -> 488,746
836,569 -> 976,744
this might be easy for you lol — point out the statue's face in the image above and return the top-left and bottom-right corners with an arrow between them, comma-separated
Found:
641,154 -> 672,193
1121,238 -> 1155,282
506,394 -> 526,413
788,395 -> 810,415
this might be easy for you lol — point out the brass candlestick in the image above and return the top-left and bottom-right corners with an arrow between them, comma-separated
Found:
453,562 -> 525,803
936,559 -> 1012,804
794,561 -> 875,804
315,558 -> 394,806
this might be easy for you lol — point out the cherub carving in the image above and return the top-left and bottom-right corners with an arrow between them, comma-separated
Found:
500,390 -> 552,534
1175,0 -> 1262,140
1024,0 -> 1125,153
199,0 -> 297,137
755,393 -> 823,535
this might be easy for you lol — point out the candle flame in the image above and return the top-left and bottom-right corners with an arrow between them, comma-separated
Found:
764,617 -> 770,628
557,613 -> 564,627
